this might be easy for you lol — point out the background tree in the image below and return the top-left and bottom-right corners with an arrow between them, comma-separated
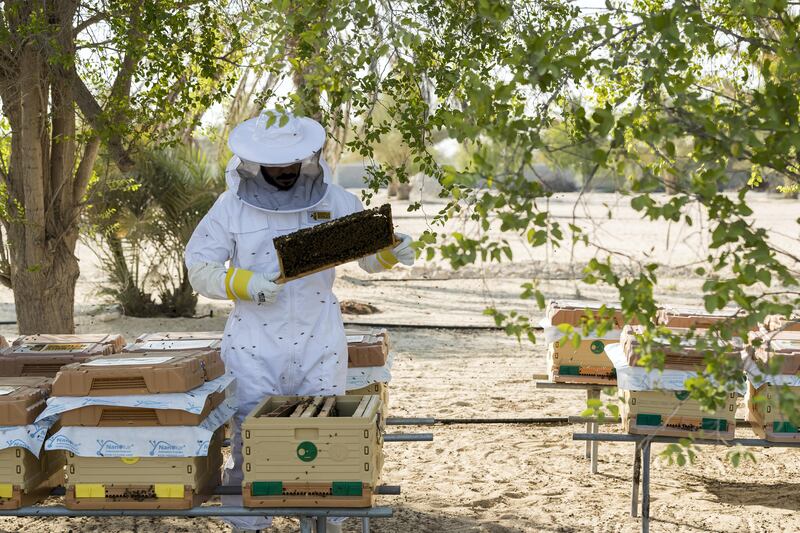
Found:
0,0 -> 240,332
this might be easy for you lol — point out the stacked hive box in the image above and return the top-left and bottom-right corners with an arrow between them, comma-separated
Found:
0,377 -> 63,508
545,300 -> 627,385
619,323 -> 738,439
242,395 -> 383,508
746,329 -> 800,442
50,351 -> 226,509
0,334 -> 125,377
345,329 -> 391,410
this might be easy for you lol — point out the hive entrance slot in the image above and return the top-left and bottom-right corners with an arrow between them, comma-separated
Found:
90,377 -> 147,391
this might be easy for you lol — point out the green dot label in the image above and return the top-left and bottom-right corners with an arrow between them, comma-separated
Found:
590,340 -> 605,354
297,441 -> 318,462
675,391 -> 690,401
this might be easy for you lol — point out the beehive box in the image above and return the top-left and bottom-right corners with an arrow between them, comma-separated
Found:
52,350 -> 224,397
622,325 -> 740,371
657,306 -> 739,329
64,429 -> 223,509
0,340 -> 116,378
13,334 -> 126,353
347,382 -> 389,411
126,332 -> 223,353
0,377 -> 51,426
59,390 -> 226,427
622,389 -> 736,439
242,395 -> 383,508
346,330 -> 389,367
747,383 -> 800,442
0,336 -> 7,349
274,204 -> 396,282
752,330 -> 800,374
0,447 -> 64,509
545,300 -> 625,385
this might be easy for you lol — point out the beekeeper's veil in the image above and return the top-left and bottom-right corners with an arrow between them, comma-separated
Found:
227,110 -> 328,212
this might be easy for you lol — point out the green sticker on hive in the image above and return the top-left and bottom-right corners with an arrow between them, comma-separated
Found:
297,441 -> 318,462
590,340 -> 605,354
674,391 -> 690,401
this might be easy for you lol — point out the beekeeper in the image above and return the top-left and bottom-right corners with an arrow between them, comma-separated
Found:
185,110 -> 414,532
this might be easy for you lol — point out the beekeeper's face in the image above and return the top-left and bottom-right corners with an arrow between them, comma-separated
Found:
262,162 -> 302,189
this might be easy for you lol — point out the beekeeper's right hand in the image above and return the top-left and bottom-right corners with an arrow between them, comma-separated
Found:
188,262 -> 282,304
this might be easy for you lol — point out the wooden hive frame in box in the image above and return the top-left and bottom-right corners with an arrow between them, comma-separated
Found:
242,395 -> 384,508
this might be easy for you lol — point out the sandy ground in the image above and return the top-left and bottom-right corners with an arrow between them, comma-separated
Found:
0,191 -> 797,532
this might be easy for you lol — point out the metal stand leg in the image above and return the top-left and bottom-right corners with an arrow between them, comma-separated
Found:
641,441 -> 651,533
300,516 -> 314,533
585,421 -> 592,458
587,388 -> 600,473
362,516 -> 370,533
316,516 -> 328,533
631,442 -> 641,517
590,420 -> 599,474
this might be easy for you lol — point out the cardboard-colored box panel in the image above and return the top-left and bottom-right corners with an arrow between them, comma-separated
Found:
747,382 -> 800,442
52,350 -> 224,397
134,332 -> 223,343
242,395 -> 383,508
345,329 -> 389,367
60,390 -> 225,427
621,389 -> 736,439
0,342 -> 114,378
622,325 -> 740,371
657,306 -> 739,328
63,430 -> 222,510
763,315 -> 800,332
0,377 -> 51,426
546,299 -> 628,328
0,448 -> 64,509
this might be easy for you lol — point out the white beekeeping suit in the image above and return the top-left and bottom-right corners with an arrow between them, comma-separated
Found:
185,111 -> 414,532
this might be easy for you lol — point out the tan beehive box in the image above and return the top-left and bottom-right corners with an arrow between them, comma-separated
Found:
622,389 -> 736,439
622,325 -> 741,371
64,429 -> 223,509
0,339 -> 117,378
242,395 -> 383,508
657,306 -> 739,329
126,332 -> 223,353
347,382 -> 389,411
52,350 -> 224,397
13,334 -> 125,353
746,382 -> 800,442
0,447 -> 64,509
545,300 -> 628,385
59,390 -> 226,427
0,377 -> 51,426
346,330 -> 389,367
0,376 -> 63,509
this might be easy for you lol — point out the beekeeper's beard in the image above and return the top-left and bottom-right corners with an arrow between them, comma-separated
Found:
261,164 -> 301,191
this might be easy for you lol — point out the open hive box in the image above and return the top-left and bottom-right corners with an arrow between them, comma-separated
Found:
545,300 -> 628,385
346,329 -> 389,368
0,334 -> 125,377
51,350 -> 224,396
125,332 -> 223,353
274,204 -> 396,282
0,377 -> 63,509
64,429 -> 223,509
242,395 -> 383,508
747,329 -> 800,442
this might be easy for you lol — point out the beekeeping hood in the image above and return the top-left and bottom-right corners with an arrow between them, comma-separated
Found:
227,110 -> 330,212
